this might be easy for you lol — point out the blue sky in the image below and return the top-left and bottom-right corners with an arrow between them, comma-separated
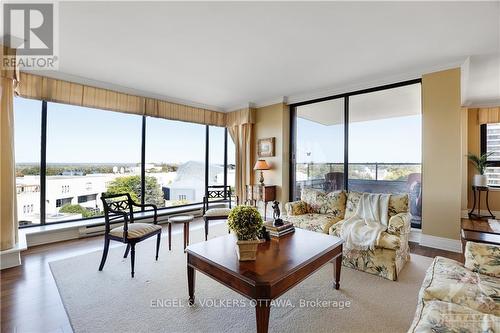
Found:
297,115 -> 421,163
14,97 -> 420,165
14,98 -> 227,164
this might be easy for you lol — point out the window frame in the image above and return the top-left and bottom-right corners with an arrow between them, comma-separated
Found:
480,123 -> 500,188
289,78 -> 422,201
17,98 -> 231,228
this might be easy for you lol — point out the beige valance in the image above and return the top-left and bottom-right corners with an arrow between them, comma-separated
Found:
16,72 -> 226,127
478,107 -> 500,125
225,107 -> 256,127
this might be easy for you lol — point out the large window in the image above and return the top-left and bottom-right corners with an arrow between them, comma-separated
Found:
14,98 -> 42,226
14,99 -> 232,227
291,80 -> 423,228
146,118 -> 206,207
482,123 -> 500,186
45,102 -> 142,222
294,98 -> 345,199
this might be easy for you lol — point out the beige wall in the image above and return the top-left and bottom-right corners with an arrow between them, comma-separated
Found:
253,103 -> 290,212
467,108 -> 500,212
421,68 -> 463,240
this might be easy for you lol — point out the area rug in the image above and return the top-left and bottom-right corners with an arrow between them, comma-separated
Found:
50,224 -> 432,333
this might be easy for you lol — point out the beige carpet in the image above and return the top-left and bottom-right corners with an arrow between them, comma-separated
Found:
50,223 -> 431,333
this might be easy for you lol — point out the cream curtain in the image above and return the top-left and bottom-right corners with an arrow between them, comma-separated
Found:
16,72 -> 227,127
226,108 -> 256,202
478,107 -> 500,125
1,46 -> 19,250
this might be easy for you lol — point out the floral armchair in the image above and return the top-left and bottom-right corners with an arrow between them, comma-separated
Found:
283,189 -> 411,280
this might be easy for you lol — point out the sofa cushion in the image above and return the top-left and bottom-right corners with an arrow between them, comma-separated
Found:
420,257 -> 500,316
285,201 -> 311,216
408,300 -> 500,333
388,193 -> 409,217
465,242 -> 500,278
300,188 -> 346,217
344,191 -> 408,219
283,213 -> 341,234
329,220 -> 401,250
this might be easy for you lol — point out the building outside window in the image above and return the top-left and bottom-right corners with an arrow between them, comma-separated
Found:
483,123 -> 500,186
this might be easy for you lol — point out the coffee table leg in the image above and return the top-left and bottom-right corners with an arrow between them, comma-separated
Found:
188,265 -> 195,305
255,300 -> 270,333
334,253 -> 342,290
183,223 -> 187,251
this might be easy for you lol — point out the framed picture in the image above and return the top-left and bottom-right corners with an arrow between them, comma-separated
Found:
258,137 -> 275,157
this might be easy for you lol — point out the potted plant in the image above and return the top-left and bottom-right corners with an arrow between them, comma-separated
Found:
467,152 -> 494,186
227,205 -> 263,261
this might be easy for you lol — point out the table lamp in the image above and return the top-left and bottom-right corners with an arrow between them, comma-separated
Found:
254,159 -> 270,186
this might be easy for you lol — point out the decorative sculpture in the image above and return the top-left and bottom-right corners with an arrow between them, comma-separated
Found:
272,200 -> 283,227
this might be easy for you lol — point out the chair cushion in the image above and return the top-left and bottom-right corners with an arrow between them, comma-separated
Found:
204,208 -> 231,217
110,223 -> 161,239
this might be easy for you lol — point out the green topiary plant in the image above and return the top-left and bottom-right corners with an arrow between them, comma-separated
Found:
227,205 -> 263,241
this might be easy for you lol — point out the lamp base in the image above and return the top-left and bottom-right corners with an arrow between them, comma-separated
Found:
259,170 -> 265,186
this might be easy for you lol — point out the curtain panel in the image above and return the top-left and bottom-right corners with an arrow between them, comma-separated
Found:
478,107 -> 500,125
16,72 -> 227,126
1,45 -> 19,250
226,107 -> 256,201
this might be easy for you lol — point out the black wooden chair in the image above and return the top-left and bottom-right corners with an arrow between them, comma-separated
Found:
203,185 -> 237,240
99,193 -> 161,278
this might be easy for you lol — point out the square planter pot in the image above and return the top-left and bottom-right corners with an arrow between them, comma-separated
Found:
236,240 -> 259,261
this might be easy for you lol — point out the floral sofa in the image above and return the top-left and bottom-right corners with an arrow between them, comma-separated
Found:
283,188 -> 411,280
408,242 -> 500,332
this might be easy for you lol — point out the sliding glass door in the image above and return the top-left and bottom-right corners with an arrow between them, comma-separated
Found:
291,80 -> 422,227
294,98 -> 345,200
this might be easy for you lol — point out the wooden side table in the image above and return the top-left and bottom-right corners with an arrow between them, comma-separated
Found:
245,185 -> 276,220
168,215 -> 194,251
468,186 -> 495,220
460,218 -> 500,255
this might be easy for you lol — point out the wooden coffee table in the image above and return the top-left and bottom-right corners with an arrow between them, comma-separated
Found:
186,228 -> 343,333
461,218 -> 500,254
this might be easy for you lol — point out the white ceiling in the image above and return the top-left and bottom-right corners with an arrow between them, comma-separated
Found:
298,83 -> 421,125
27,1 -> 500,111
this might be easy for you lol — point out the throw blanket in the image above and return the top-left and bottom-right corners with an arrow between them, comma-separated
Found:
340,193 -> 391,250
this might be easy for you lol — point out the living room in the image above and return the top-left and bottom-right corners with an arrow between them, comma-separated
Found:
1,1 -> 499,333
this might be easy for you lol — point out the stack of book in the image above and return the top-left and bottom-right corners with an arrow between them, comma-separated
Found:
264,221 -> 295,238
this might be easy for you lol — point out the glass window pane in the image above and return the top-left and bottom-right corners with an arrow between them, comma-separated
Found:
348,83 -> 422,226
45,102 -> 142,222
227,131 -> 236,192
486,123 -> 500,186
146,118 -> 206,207
208,126 -> 225,187
294,98 -> 345,200
14,97 -> 42,226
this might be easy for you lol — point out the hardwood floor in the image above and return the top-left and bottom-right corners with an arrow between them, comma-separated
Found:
1,222 -> 461,333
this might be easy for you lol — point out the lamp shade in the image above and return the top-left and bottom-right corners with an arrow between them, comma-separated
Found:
254,159 -> 270,170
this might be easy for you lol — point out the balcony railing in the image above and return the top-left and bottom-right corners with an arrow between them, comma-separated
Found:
294,162 -> 422,227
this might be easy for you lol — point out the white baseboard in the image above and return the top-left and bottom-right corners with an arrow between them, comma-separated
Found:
0,233 -> 27,269
461,209 -> 499,219
409,228 -> 422,243
420,233 -> 462,253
